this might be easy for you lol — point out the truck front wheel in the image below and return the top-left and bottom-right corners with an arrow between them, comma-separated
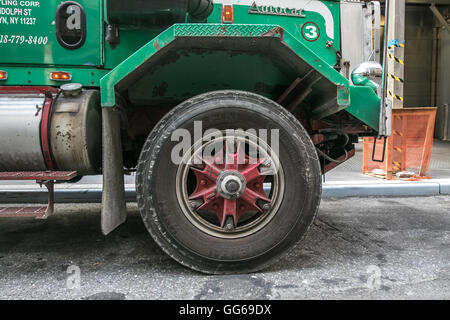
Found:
136,91 -> 322,274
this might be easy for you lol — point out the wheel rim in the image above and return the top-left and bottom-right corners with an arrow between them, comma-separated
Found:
176,131 -> 285,239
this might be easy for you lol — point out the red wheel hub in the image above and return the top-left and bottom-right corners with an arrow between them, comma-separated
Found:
188,141 -> 270,228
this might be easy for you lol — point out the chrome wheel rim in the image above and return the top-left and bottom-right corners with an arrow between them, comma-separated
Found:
176,131 -> 285,239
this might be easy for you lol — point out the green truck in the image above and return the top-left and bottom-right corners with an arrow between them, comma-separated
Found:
0,0 -> 390,273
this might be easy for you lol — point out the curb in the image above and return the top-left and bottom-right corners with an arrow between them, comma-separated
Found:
440,181 -> 450,195
0,181 -> 449,203
322,183 -> 441,198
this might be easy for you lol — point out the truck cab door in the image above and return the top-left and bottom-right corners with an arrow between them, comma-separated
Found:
0,0 -> 103,67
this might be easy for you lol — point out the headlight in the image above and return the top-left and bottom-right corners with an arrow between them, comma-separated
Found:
351,61 -> 383,92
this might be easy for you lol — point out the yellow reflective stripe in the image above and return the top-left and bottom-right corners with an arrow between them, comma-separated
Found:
388,53 -> 404,65
387,90 -> 404,102
387,73 -> 404,83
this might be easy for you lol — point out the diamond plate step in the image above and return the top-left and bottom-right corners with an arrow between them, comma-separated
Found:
0,206 -> 47,218
0,171 -> 78,219
0,171 -> 77,181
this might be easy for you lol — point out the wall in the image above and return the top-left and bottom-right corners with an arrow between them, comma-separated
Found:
435,22 -> 449,140
404,5 -> 434,107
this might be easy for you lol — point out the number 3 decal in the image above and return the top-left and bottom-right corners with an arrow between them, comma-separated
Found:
305,26 -> 318,39
301,22 -> 320,42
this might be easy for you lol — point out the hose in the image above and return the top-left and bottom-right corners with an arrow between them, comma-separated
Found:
316,147 -> 349,164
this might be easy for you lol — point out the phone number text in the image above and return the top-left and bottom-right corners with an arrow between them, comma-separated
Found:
0,34 -> 48,45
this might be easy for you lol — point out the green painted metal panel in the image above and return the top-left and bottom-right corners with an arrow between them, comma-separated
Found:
104,29 -> 160,69
102,1 -> 342,79
207,2 -> 341,68
0,65 -> 109,87
100,22 -> 379,129
128,50 -> 291,105
346,86 -> 381,130
101,26 -> 176,107
279,25 -> 347,86
101,23 -> 347,107
101,24 -> 284,107
0,0 -> 103,67
337,86 -> 350,106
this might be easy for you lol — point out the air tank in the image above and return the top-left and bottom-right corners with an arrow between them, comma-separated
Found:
0,89 -> 102,175
50,89 -> 102,175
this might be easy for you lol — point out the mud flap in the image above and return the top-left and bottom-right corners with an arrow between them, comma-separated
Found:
101,107 -> 127,235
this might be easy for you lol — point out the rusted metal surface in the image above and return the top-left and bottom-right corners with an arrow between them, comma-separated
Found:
0,206 -> 47,217
276,70 -> 320,113
40,93 -> 55,170
50,90 -> 102,175
0,181 -> 53,219
277,77 -> 301,104
154,39 -> 161,51
0,171 -> 77,219
0,86 -> 59,94
0,171 -> 77,181
261,26 -> 284,39
311,134 -> 326,145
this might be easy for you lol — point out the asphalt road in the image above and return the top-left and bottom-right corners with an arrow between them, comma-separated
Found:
0,196 -> 449,300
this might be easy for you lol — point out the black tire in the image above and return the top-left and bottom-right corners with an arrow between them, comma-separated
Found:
136,90 -> 321,274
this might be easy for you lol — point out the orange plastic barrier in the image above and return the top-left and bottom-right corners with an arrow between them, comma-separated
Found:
363,108 -> 437,180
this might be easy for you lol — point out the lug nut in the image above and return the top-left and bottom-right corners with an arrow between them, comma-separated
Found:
224,217 -> 235,231
262,159 -> 272,167
189,200 -> 202,210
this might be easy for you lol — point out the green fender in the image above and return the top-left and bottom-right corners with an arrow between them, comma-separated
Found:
100,23 -> 380,130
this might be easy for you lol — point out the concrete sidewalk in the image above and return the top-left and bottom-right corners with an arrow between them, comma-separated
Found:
0,140 -> 449,202
322,139 -> 450,197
